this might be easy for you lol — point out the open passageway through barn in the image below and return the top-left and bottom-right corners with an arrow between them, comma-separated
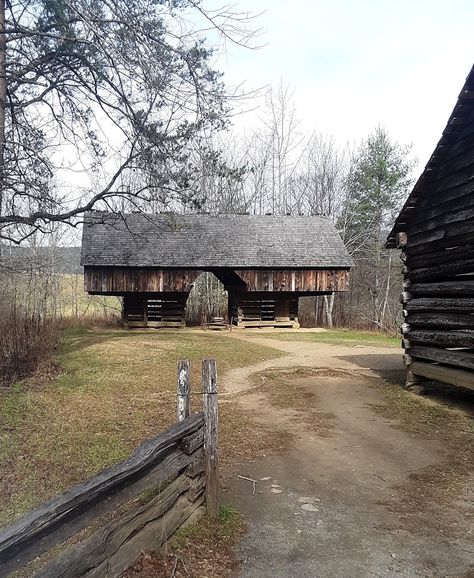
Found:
221,332 -> 474,578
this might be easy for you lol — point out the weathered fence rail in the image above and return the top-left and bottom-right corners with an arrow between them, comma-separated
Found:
0,359 -> 219,578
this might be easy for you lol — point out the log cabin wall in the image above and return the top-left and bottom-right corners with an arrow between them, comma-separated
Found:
387,65 -> 474,392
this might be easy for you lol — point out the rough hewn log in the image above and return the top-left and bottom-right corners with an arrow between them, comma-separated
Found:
34,474 -> 205,578
409,345 -> 474,371
418,179 -> 474,213
405,297 -> 474,313
406,329 -> 474,348
406,245 -> 474,269
407,217 -> 474,248
405,369 -> 425,389
410,361 -> 474,391
0,414 -> 204,571
409,280 -> 474,296
202,359 -> 219,518
179,430 -> 204,455
404,205 -> 474,237
177,359 -> 191,422
396,232 -> 408,248
407,258 -> 474,283
400,291 -> 413,304
409,188 -> 474,228
406,312 -> 474,330
405,232 -> 474,257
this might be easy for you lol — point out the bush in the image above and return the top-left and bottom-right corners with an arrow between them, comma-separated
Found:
0,311 -> 60,386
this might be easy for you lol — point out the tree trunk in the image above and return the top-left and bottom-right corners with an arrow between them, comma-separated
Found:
0,0 -> 5,218
323,293 -> 334,328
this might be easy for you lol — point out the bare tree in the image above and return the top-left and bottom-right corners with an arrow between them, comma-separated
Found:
0,0 -> 258,243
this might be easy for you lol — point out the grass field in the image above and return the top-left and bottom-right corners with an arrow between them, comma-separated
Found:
0,327 -> 283,527
0,326 -> 399,527
257,328 -> 399,347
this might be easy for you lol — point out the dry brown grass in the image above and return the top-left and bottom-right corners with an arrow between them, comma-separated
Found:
0,312 -> 60,386
0,327 -> 284,527
123,506 -> 245,578
250,366 -> 339,437
372,378 -> 474,538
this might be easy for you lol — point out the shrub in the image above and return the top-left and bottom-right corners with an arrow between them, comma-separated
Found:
0,310 -> 60,386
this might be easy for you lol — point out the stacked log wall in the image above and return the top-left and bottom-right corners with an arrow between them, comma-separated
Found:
399,133 -> 474,391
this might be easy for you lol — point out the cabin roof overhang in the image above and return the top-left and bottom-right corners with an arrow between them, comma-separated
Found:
385,64 -> 474,248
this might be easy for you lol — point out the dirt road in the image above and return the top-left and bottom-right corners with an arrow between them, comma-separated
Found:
221,334 -> 474,578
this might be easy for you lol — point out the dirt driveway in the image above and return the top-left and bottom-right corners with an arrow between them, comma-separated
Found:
221,333 -> 474,578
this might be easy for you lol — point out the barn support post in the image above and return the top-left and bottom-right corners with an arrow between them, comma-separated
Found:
177,359 -> 191,422
202,359 -> 219,518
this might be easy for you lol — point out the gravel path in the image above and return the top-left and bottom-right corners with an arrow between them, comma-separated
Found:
221,334 -> 474,578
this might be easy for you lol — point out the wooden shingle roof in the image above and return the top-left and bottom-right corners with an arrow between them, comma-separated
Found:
81,212 -> 353,269
386,64 -> 474,248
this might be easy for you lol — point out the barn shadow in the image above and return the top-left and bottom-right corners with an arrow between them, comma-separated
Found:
336,353 -> 474,413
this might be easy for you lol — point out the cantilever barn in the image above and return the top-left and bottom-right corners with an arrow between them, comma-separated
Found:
81,212 -> 352,328
386,65 -> 474,392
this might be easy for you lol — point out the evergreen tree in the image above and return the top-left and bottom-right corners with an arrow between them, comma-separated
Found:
339,127 -> 414,327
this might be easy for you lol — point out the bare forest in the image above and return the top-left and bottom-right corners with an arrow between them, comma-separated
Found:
0,0 -> 415,386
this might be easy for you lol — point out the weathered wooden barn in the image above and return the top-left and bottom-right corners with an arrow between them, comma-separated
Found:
81,212 -> 352,328
386,65 -> 474,392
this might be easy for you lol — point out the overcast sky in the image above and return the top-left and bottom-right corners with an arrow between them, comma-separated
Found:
211,0 -> 474,169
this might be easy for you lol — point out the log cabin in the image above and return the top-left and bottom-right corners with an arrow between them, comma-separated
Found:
81,212 -> 352,328
386,64 -> 474,392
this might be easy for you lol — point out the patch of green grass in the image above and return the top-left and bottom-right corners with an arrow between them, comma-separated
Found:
172,504 -> 244,548
0,328 -> 282,527
258,328 -> 399,347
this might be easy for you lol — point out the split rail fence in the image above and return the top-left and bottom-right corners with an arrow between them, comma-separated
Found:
0,359 -> 219,578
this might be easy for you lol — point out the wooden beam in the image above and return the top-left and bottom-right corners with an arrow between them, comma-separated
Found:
410,361 -> 474,391
0,414 -> 204,571
409,280 -> 474,296
409,345 -> 474,371
407,257 -> 474,283
202,360 -> 219,518
177,360 -> 191,422
407,329 -> 474,348
406,312 -> 474,330
405,297 -> 474,313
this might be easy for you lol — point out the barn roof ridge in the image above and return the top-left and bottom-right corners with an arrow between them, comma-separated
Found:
81,210 -> 353,269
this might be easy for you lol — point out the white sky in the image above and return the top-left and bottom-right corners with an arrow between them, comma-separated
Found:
211,0 -> 474,169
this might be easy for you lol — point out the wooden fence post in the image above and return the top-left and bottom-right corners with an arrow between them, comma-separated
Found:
177,360 -> 190,422
202,359 -> 219,518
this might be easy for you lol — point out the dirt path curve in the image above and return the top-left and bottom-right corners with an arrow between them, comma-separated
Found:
221,333 -> 473,578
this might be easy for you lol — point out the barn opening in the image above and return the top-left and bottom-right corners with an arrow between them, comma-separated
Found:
81,212 -> 353,329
